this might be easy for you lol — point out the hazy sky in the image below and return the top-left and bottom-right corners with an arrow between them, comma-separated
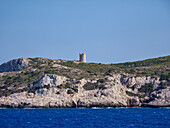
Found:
0,0 -> 170,64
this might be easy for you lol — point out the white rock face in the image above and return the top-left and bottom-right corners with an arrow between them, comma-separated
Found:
121,76 -> 160,88
33,74 -> 67,88
75,84 -> 130,107
52,64 -> 69,69
146,87 -> 170,106
0,73 -> 168,108
0,83 -> 131,108
0,58 -> 29,72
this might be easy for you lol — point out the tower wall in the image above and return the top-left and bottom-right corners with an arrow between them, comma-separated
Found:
79,53 -> 86,62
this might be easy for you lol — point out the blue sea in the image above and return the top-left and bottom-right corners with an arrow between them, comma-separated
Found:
0,108 -> 169,128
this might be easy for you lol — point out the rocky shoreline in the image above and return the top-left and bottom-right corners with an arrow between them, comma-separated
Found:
0,104 -> 169,108
0,74 -> 169,108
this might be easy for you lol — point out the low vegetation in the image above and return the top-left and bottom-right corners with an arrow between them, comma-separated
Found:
83,82 -> 107,90
67,89 -> 74,94
138,83 -> 154,93
59,56 -> 170,78
126,91 -> 146,98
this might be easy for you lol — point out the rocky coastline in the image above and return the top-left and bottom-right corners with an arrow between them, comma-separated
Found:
0,57 -> 169,108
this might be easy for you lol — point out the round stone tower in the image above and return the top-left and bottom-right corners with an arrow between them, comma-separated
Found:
79,53 -> 86,62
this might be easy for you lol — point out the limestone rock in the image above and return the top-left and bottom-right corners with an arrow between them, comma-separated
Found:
0,73 -> 169,108
0,78 -> 132,108
33,74 -> 67,88
143,87 -> 170,107
121,76 -> 160,91
0,58 -> 29,72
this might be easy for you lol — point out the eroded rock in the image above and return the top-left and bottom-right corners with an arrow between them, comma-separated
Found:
0,58 -> 29,72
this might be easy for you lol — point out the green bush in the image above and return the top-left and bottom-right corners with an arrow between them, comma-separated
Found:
126,91 -> 138,96
126,91 -> 146,98
44,85 -> 50,89
160,74 -> 170,81
138,83 -> 153,93
56,91 -> 60,94
83,83 -> 98,90
57,84 -> 62,89
72,87 -> 78,92
157,91 -> 161,94
64,83 -> 71,88
156,82 -> 168,90
99,85 -> 107,90
67,89 -> 73,94
97,79 -> 105,83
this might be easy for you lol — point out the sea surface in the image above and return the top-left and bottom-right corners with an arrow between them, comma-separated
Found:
0,108 -> 169,128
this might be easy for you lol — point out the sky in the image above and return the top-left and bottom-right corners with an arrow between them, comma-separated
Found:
0,0 -> 170,64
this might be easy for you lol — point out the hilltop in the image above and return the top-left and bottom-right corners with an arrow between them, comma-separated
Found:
0,56 -> 169,108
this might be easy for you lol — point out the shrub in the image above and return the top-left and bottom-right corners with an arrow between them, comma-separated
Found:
64,83 -> 71,88
97,79 -> 105,83
2,75 -> 9,81
138,83 -> 153,93
99,85 -> 107,90
24,72 -> 31,75
160,74 -> 169,81
126,91 -> 146,98
156,82 -> 168,90
83,83 -> 98,90
126,91 -> 138,96
75,81 -> 81,84
67,89 -> 73,94
83,82 -> 107,90
72,88 -> 78,92
56,91 -> 60,94
157,91 -> 161,94
44,85 -> 50,89
44,71 -> 55,74
57,84 -> 62,89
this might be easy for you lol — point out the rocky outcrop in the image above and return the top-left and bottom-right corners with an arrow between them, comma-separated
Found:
0,74 -> 137,108
121,76 -> 160,92
0,73 -> 169,108
0,58 -> 29,72
31,74 -> 67,88
0,83 -> 132,108
142,87 -> 170,107
121,76 -> 160,87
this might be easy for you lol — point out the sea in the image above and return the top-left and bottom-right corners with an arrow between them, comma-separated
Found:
0,108 -> 169,128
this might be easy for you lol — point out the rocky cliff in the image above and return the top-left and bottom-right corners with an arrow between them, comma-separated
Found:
0,56 -> 169,108
0,73 -> 169,108
0,74 -> 139,108
0,58 -> 29,72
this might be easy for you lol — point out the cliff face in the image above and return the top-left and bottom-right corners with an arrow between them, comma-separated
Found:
31,74 -> 68,88
142,87 -> 170,107
0,74 -> 138,108
121,76 -> 160,88
0,58 -> 29,72
0,57 -> 169,108
0,73 -> 169,108
121,76 -> 160,93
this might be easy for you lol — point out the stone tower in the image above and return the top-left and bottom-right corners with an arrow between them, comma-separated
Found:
79,53 -> 86,62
